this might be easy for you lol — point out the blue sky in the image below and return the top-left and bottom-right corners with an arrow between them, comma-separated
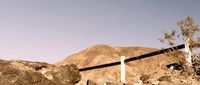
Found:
0,0 -> 200,63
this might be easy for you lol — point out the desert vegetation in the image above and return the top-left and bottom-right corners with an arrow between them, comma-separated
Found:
159,16 -> 200,79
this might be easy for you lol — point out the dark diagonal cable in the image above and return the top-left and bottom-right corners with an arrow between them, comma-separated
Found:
79,44 -> 185,72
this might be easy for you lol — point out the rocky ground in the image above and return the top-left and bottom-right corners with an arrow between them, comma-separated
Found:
0,59 -> 81,85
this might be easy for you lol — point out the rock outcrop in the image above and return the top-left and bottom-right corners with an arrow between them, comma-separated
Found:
0,59 -> 81,85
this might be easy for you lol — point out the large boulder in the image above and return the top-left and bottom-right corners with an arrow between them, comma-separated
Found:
0,59 -> 81,85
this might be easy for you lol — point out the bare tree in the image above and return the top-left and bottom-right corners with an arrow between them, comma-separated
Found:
159,16 -> 200,76
177,16 -> 200,67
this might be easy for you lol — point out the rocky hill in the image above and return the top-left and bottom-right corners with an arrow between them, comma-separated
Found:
0,59 -> 81,85
57,44 -> 200,85
1,44 -> 200,85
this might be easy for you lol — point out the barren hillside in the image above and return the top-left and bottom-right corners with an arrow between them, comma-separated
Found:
56,44 -> 200,85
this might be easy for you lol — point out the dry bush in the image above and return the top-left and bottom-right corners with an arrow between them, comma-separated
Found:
158,29 -> 177,46
177,16 -> 200,48
159,16 -> 200,77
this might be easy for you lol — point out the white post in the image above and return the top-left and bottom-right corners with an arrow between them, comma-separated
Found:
185,44 -> 192,66
121,56 -> 126,84
185,38 -> 192,66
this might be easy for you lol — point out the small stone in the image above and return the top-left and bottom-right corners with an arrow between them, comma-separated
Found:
87,80 -> 97,85
140,74 -> 150,83
152,81 -> 160,85
158,76 -> 171,82
134,80 -> 143,85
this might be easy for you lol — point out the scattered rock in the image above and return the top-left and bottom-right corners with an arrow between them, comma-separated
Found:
104,82 -> 124,85
151,81 -> 160,85
158,76 -> 171,82
166,63 -> 183,71
86,80 -> 97,85
140,74 -> 150,83
134,80 -> 143,85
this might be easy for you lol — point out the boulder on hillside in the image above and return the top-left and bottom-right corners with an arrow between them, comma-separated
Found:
0,59 -> 81,85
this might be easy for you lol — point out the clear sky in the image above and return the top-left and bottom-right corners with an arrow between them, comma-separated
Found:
0,0 -> 200,63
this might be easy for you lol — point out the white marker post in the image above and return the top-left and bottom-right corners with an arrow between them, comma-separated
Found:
184,37 -> 192,67
185,42 -> 192,66
121,56 -> 126,84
